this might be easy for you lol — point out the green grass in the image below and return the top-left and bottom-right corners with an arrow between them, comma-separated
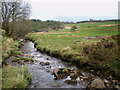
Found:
1,29 -> 31,89
26,21 -> 119,80
1,34 -> 21,61
12,57 -> 33,62
2,66 -> 31,88
26,21 -> 118,55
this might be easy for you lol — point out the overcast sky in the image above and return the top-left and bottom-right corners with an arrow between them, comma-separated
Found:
24,0 -> 119,22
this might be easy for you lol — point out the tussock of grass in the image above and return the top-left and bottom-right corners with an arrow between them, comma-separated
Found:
20,57 -> 33,61
11,51 -> 22,56
2,66 -> 31,88
12,57 -> 33,62
2,35 -> 21,60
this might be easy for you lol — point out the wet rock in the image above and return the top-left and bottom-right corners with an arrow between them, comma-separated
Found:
46,57 -> 50,60
46,66 -> 51,68
112,80 -> 117,83
88,79 -> 105,88
70,70 -> 78,79
53,68 -> 71,79
115,85 -> 120,89
32,56 -> 34,58
53,68 -> 59,78
76,77 -> 81,83
39,62 -> 50,66
21,42 -> 24,45
90,70 -> 94,72
64,80 -> 77,85
82,76 -> 88,80
31,60 -> 34,62
103,79 -> 110,84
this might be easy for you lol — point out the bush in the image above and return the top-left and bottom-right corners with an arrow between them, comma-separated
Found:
71,26 -> 77,32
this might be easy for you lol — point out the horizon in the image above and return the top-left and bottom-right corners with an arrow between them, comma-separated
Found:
23,0 -> 119,22
30,18 -> 119,22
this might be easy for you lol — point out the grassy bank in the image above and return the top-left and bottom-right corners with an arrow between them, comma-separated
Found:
2,33 -> 21,61
1,29 -> 31,88
26,21 -> 120,80
2,66 -> 31,88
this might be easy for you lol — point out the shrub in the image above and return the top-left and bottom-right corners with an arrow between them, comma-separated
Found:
71,26 -> 77,32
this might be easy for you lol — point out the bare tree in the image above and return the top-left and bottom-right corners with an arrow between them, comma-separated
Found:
13,18 -> 32,38
1,1 -> 31,37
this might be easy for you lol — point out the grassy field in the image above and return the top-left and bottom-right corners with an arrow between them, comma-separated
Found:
26,21 -> 118,53
26,21 -> 120,80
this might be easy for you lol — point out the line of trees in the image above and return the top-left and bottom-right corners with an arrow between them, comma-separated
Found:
0,1 -> 32,38
31,19 -> 64,32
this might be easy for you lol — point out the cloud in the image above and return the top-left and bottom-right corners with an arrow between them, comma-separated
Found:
24,0 -> 118,21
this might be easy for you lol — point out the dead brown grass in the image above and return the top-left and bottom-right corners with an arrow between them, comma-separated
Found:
98,24 -> 117,27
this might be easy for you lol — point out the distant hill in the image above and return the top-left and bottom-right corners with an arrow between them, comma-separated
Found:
76,19 -> 120,23
31,19 -> 64,32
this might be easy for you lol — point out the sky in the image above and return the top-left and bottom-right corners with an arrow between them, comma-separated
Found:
24,0 -> 119,22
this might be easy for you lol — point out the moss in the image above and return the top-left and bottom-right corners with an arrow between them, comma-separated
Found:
20,57 -> 33,61
108,61 -> 120,79
12,57 -> 21,61
2,51 -> 11,59
36,45 -> 45,52
45,48 -> 51,54
12,57 -> 32,62
2,66 -> 31,88
62,68 -> 69,73
50,49 -> 59,57
11,51 -> 22,56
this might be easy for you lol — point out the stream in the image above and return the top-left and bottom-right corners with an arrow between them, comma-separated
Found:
20,40 -> 92,88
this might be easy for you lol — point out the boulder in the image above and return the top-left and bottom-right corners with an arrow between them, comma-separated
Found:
103,79 -> 110,84
53,68 -> 59,78
39,62 -> 50,66
53,68 -> 71,79
76,77 -> 81,83
88,79 -> 105,88
70,70 -> 78,79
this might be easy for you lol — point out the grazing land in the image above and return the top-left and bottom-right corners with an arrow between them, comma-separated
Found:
26,21 -> 119,80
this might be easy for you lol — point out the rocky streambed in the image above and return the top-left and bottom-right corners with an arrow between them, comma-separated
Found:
16,40 -> 120,88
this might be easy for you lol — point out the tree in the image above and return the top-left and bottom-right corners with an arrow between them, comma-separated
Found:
71,26 -> 77,32
1,1 -> 31,37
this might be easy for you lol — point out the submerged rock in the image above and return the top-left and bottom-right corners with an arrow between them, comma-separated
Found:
46,57 -> 50,60
39,62 -> 50,66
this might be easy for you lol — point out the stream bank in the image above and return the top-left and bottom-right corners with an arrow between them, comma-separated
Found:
20,40 -> 119,89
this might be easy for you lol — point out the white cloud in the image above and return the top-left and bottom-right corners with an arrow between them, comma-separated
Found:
23,0 -> 118,21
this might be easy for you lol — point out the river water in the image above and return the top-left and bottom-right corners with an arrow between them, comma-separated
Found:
20,40 -> 94,88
